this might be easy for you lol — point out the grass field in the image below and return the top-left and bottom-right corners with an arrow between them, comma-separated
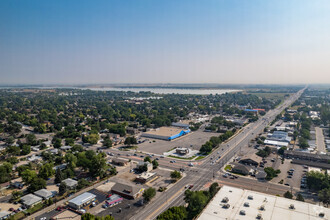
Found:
249,92 -> 291,101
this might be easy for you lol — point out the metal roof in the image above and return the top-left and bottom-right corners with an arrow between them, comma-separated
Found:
68,192 -> 96,206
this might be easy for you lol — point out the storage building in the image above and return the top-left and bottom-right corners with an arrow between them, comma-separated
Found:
68,192 -> 96,210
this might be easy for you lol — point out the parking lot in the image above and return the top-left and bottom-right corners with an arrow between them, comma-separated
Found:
96,197 -> 143,220
271,158 -> 305,189
137,129 -> 217,155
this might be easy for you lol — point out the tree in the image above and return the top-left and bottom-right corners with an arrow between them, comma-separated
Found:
278,146 -> 287,155
170,170 -> 182,181
87,134 -> 99,145
152,159 -> 159,169
21,169 -> 37,184
55,168 -> 64,184
5,136 -> 15,145
318,188 -> 330,207
89,154 -> 107,178
144,156 -> 152,163
65,153 -> 77,169
53,137 -> 62,148
77,178 -> 90,190
296,193 -> 304,202
38,163 -> 55,179
143,187 -> 156,202
26,134 -> 37,146
209,182 -> 219,197
65,138 -> 75,146
284,191 -> 293,199
103,137 -> 112,148
20,145 -> 31,155
11,190 -> 23,200
264,167 -> 281,180
157,206 -> 187,220
59,182 -> 68,195
185,190 -> 209,218
124,136 -> 137,146
28,178 -> 46,192
6,157 -> 19,164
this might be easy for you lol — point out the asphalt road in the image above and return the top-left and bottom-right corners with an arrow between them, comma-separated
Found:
129,87 -> 306,220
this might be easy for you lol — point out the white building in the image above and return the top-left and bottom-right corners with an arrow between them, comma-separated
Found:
21,194 -> 43,208
198,185 -> 329,220
68,192 -> 96,210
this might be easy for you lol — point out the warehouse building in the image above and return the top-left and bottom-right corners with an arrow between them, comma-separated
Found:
198,185 -> 329,220
141,127 -> 190,141
68,192 -> 96,210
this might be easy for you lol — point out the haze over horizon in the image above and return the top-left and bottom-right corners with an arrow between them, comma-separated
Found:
1,0 -> 330,85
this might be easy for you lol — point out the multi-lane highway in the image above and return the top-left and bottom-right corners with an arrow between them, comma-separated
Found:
130,87 -> 305,220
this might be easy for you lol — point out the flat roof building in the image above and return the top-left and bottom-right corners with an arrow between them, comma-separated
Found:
68,192 -> 96,210
141,127 -> 190,141
34,189 -> 54,199
198,185 -> 329,220
136,172 -> 157,183
0,211 -> 11,220
21,194 -> 43,208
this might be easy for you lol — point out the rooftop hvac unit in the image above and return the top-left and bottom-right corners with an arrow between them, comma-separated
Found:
222,204 -> 230,209
289,204 -> 295,209
256,214 -> 263,220
222,197 -> 229,203
319,212 -> 325,217
244,202 -> 250,207
259,205 -> 265,211
239,210 -> 246,215
248,195 -> 253,200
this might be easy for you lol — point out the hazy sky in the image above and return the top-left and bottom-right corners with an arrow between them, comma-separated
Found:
1,0 -> 330,85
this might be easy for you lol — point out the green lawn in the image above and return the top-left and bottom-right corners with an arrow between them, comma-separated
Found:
224,165 -> 232,171
195,156 -> 205,160
168,155 -> 196,160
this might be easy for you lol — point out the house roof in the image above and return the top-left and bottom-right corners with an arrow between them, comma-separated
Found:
62,178 -> 78,187
21,194 -> 42,206
112,183 -> 143,197
34,189 -> 53,199
256,171 -> 267,179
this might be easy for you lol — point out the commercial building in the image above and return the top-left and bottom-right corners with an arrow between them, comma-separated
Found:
111,182 -> 144,199
62,178 -> 78,189
141,127 -> 190,141
239,154 -> 262,167
232,164 -> 251,175
21,194 -> 43,208
106,194 -> 123,206
284,150 -> 330,163
112,158 -> 129,166
266,131 -> 291,143
198,185 -> 329,220
68,192 -> 96,210
176,147 -> 189,155
171,122 -> 190,129
34,189 -> 54,200
135,172 -> 157,183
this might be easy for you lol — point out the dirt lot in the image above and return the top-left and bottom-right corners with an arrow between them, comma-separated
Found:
137,129 -> 217,155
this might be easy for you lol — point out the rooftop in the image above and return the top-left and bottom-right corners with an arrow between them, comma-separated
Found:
21,194 -> 43,206
62,178 -> 78,187
143,126 -> 188,136
34,189 -> 53,198
68,192 -> 96,206
198,185 -> 329,220
112,182 -> 143,196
